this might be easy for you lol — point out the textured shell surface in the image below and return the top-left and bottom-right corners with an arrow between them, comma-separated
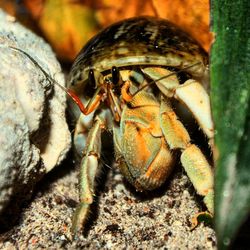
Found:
68,16 -> 208,89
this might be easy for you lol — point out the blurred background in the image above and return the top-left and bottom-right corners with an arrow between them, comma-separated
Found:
0,0 -> 212,62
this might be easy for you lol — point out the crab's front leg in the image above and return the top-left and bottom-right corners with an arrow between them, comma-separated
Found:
71,116 -> 105,235
142,67 -> 214,145
160,97 -> 214,215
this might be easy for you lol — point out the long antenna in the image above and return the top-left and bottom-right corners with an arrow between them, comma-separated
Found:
9,46 -> 68,92
131,62 -> 202,97
9,46 -> 86,114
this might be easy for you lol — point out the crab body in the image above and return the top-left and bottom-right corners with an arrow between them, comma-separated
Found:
67,16 -> 214,234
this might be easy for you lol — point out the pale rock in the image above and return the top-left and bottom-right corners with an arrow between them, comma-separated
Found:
0,10 -> 71,219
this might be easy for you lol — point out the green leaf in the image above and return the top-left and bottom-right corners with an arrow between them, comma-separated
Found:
210,0 -> 250,249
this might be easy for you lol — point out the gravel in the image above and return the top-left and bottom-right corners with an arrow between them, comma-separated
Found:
0,156 -> 216,249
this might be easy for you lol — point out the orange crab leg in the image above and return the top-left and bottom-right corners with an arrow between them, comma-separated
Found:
121,81 -> 133,102
68,88 -> 103,115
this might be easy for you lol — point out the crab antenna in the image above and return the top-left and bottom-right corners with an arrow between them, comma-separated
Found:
9,46 -> 86,113
131,62 -> 202,97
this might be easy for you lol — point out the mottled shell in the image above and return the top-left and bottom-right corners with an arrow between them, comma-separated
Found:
68,16 -> 208,89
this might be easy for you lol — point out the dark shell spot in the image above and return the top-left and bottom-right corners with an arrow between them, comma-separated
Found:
77,74 -> 82,81
175,52 -> 184,58
144,55 -> 151,63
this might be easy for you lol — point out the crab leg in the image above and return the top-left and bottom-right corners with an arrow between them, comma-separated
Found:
71,116 -> 104,235
174,79 -> 214,141
160,97 -> 214,214
73,113 -> 95,157
142,67 -> 214,144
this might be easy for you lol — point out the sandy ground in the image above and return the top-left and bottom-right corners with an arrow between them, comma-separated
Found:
0,149 -> 217,250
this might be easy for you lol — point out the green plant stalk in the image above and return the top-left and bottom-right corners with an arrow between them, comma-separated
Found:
210,0 -> 250,249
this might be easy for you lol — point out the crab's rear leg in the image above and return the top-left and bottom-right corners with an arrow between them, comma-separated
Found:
142,67 -> 214,145
71,116 -> 105,235
160,97 -> 214,216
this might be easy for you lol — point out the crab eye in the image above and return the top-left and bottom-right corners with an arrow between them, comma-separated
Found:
83,69 -> 97,97
88,69 -> 96,87
111,66 -> 119,85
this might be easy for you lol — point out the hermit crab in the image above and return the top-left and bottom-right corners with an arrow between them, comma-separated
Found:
66,16 -> 214,234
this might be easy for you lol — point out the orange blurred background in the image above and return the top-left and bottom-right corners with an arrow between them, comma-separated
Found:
0,0 -> 212,62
